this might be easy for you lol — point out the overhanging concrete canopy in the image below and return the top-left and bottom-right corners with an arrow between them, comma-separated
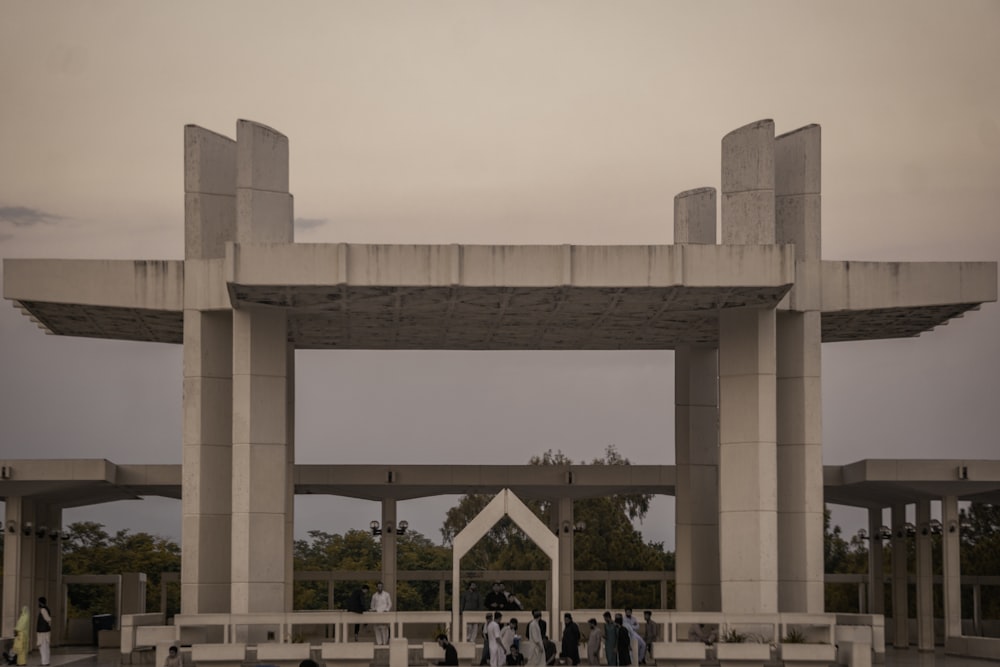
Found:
6,245 -> 995,348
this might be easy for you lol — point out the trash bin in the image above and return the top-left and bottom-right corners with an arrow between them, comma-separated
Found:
91,614 -> 115,646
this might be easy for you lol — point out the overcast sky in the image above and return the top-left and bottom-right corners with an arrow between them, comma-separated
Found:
1,1 -> 998,550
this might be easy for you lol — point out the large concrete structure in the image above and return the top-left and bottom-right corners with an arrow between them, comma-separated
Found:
2,119 -> 997,649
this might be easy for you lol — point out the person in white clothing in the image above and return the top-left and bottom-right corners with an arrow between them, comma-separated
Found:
488,612 -> 505,667
525,610 -> 545,666
370,582 -> 392,645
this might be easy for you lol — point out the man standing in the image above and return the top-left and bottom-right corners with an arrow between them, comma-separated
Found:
601,612 -> 618,667
622,609 -> 639,636
488,612 -> 505,667
485,582 -> 506,614
480,614 -> 494,666
525,610 -> 545,666
586,619 -> 601,666
346,584 -> 370,641
370,582 -> 392,645
641,612 -> 657,664
559,614 -> 581,666
36,598 -> 51,667
461,582 -> 483,643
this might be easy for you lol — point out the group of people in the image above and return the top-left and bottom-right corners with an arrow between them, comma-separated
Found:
460,582 -> 523,643
2,598 -> 51,667
476,609 -> 549,667
345,582 -> 393,645
587,609 -> 657,666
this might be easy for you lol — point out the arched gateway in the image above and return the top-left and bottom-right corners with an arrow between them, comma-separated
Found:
451,489 -> 559,639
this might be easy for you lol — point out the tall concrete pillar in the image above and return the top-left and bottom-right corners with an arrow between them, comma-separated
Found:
915,501 -> 933,651
867,508 -> 885,614
182,125 -> 236,614
230,120 -> 295,614
941,496 -> 962,640
718,308 -> 777,614
891,504 -> 910,648
718,120 -> 778,614
556,497 -> 575,611
381,499 -> 398,596
673,186 -> 719,613
775,125 -> 824,613
285,342 -> 296,611
2,497 -> 29,638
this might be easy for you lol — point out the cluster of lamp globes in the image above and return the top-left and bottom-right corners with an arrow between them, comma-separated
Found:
5,520 -> 70,541
370,520 -> 409,536
856,518 -> 960,542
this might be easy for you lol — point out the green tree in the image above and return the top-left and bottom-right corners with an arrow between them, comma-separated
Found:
823,508 -> 869,613
960,503 -> 1000,619
292,528 -> 451,611
61,522 -> 181,618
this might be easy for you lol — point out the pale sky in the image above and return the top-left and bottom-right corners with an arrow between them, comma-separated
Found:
1,1 -> 998,550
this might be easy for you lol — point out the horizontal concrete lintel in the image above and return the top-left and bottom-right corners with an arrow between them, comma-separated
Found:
821,260 -> 998,311
3,259 -> 184,310
227,242 -> 797,289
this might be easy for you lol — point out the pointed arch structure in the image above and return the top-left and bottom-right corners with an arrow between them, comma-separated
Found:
451,489 -> 559,641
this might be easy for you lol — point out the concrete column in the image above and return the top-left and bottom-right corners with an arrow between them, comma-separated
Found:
285,342 -> 296,611
556,497 -> 574,611
673,187 -> 720,613
718,120 -> 777,615
231,306 -> 289,614
674,345 -> 720,611
867,509 -> 885,614
718,307 -> 778,614
230,121 -> 294,615
915,501 -> 933,651
775,125 -> 824,614
2,497 -> 29,639
381,499 -> 398,596
182,125 -> 236,614
891,504 -> 909,648
941,496 -> 962,640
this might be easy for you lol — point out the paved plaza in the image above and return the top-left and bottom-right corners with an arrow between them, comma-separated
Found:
27,646 -> 1000,667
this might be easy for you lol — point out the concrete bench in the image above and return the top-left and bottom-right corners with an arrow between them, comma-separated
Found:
778,643 -> 836,667
256,642 -> 313,667
453,641 -> 480,665
715,642 -> 772,667
650,641 -> 708,667
191,643 -> 247,667
321,641 -> 375,667
836,641 -> 871,667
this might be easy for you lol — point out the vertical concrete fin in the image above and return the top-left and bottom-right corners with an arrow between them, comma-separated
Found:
184,125 -> 236,260
721,119 -> 775,245
775,124 -> 821,261
674,187 -> 717,245
235,120 -> 294,245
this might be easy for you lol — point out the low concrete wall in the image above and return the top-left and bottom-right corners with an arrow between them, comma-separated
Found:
945,635 -> 1000,661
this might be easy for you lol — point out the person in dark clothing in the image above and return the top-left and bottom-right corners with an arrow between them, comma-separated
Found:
346,584 -> 369,640
614,615 -> 631,666
480,613 -> 494,665
485,582 -> 507,613
559,614 -> 580,666
436,634 -> 459,666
